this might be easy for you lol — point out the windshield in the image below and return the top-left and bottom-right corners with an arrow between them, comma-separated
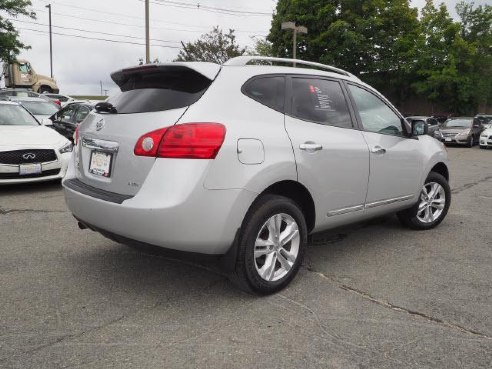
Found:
442,119 -> 472,128
0,104 -> 39,126
21,101 -> 58,116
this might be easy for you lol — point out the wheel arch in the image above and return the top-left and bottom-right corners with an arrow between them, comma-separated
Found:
258,180 -> 316,233
430,162 -> 449,181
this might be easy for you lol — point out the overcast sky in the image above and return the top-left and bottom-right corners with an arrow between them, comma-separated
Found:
2,0 -> 490,95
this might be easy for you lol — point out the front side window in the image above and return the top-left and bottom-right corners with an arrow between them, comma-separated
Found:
243,76 -> 285,112
74,106 -> 91,123
57,105 -> 77,123
18,63 -> 31,74
349,84 -> 403,136
291,78 -> 352,129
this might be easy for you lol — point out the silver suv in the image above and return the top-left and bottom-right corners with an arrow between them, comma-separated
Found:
63,56 -> 451,294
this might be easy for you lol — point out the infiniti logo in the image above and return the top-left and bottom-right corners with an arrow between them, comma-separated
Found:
96,118 -> 105,131
22,153 -> 36,160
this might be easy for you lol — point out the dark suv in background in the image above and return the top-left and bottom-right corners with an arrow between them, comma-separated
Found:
49,102 -> 94,141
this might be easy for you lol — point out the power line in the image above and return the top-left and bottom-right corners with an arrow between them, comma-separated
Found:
16,27 -> 181,49
32,7 -> 267,35
33,0 -> 270,31
12,19 -> 181,44
144,0 -> 272,16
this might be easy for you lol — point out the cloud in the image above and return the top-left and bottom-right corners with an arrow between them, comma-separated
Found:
6,0 -> 274,95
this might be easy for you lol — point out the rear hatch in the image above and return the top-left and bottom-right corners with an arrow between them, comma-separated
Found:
75,63 -> 220,196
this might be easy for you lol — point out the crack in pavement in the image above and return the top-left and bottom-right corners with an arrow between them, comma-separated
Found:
0,277 -> 225,363
451,175 -> 492,194
0,207 -> 67,215
306,267 -> 491,341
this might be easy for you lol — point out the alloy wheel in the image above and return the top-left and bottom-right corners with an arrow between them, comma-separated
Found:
417,182 -> 446,223
254,213 -> 300,282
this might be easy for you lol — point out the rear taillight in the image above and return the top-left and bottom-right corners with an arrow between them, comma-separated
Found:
134,127 -> 169,157
54,100 -> 61,106
134,123 -> 226,159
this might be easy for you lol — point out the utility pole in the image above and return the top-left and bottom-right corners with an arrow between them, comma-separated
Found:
281,21 -> 308,67
100,80 -> 103,96
45,4 -> 53,78
145,0 -> 150,63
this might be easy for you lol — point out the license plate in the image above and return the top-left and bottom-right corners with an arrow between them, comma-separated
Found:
445,138 -> 452,142
89,151 -> 112,177
19,163 -> 42,175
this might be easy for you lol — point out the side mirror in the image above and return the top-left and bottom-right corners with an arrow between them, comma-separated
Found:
412,120 -> 428,136
41,118 -> 53,126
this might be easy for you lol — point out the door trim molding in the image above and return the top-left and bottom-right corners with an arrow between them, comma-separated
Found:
327,204 -> 364,217
365,194 -> 414,209
326,194 -> 414,217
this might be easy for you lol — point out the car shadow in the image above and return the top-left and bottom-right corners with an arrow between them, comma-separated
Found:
66,214 -> 401,299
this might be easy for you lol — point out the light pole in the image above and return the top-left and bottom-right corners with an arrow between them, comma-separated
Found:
145,0 -> 150,63
281,21 -> 308,67
45,4 -> 53,78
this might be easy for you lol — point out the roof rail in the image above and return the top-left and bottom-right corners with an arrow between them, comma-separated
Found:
224,56 -> 358,79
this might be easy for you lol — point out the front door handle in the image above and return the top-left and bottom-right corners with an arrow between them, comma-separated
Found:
299,142 -> 323,152
370,145 -> 386,155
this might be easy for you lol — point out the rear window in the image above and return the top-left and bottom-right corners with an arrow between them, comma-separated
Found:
107,69 -> 212,114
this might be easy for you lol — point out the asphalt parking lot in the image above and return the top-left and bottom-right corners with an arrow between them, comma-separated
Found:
1,146 -> 491,369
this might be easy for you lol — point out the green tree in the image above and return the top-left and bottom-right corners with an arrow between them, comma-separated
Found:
247,38 -> 275,57
175,27 -> 246,64
0,0 -> 36,62
267,0 -> 421,104
456,1 -> 492,111
413,0 -> 490,114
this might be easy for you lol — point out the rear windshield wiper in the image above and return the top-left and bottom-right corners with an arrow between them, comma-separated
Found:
95,102 -> 117,114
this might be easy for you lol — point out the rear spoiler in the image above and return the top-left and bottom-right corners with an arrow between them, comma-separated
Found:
111,62 -> 221,88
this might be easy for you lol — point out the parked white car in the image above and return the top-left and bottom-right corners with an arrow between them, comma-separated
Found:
63,57 -> 451,294
480,127 -> 492,149
0,101 -> 72,184
7,96 -> 59,125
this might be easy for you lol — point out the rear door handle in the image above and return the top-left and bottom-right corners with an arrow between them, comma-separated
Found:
370,145 -> 386,155
299,142 -> 323,152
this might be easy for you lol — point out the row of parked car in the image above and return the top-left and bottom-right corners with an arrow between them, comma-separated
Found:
406,114 -> 492,149
0,88 -> 95,141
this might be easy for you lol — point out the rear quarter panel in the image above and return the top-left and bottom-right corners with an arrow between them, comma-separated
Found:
178,67 -> 297,194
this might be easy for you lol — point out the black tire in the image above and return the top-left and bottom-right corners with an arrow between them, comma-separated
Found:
38,86 -> 53,94
397,172 -> 451,230
232,194 -> 307,295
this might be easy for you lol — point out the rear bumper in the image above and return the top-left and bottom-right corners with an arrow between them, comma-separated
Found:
63,159 -> 257,255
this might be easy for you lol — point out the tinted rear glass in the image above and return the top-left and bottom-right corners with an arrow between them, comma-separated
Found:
243,76 -> 285,112
107,69 -> 212,114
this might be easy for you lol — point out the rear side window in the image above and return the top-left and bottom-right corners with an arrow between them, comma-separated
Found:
243,76 -> 285,112
108,69 -> 212,114
291,78 -> 352,129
